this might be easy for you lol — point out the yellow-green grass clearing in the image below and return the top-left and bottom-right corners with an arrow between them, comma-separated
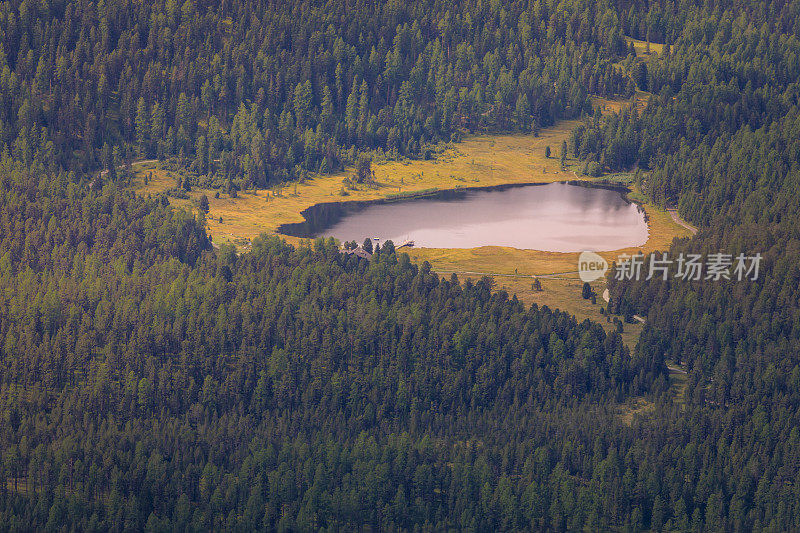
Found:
591,94 -> 649,115
625,36 -> 664,56
666,361 -> 689,408
618,360 -> 687,425
129,161 -> 193,210
618,397 -> 656,426
451,273 -> 644,347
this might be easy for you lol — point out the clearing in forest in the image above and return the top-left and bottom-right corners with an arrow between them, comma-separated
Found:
624,36 -> 665,56
130,102 -> 690,343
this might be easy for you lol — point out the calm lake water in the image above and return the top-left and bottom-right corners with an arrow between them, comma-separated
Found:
281,182 -> 649,252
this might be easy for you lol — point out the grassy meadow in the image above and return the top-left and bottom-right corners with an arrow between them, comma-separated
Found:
624,36 -> 665,56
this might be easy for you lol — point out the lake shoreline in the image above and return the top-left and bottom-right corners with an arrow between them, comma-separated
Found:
278,180 -> 636,241
279,181 -> 648,252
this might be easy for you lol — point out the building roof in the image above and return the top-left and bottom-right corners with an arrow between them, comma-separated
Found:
342,247 -> 372,260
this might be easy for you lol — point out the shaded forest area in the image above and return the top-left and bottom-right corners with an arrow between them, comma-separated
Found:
2,0 -> 800,530
601,1 -> 800,531
0,155 -> 641,528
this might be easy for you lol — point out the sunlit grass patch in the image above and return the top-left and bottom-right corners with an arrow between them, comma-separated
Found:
618,397 -> 656,426
625,36 -> 664,56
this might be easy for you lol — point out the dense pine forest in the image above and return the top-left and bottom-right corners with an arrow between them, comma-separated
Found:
1,0 -> 800,530
0,0 -> 632,187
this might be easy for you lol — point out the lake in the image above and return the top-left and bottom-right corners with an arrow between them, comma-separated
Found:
280,182 -> 649,252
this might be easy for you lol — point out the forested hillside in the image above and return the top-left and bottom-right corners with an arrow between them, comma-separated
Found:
2,0 -> 800,530
0,0 -> 631,188
602,1 -> 800,531
0,152 -> 649,530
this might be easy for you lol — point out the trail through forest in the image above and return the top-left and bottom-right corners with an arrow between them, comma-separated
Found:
667,208 -> 698,235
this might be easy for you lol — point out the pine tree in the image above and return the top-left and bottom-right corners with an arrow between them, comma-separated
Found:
582,282 -> 592,299
515,93 -> 530,130
294,81 -> 313,128
135,97 -> 148,157
150,102 -> 165,158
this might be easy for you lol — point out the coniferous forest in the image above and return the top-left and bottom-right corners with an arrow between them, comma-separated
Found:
1,0 -> 800,530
